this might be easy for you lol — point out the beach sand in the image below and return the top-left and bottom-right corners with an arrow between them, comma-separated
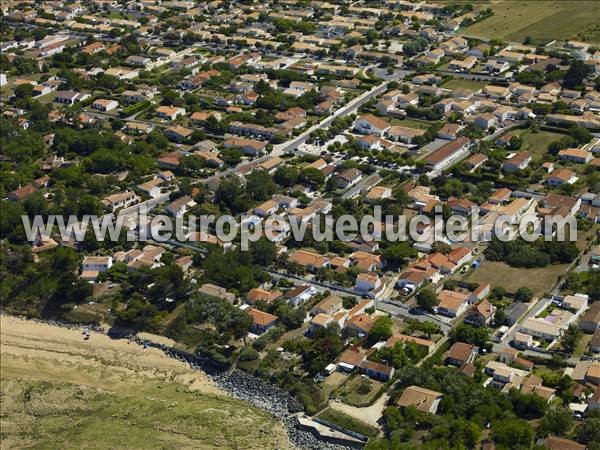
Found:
0,315 -> 292,449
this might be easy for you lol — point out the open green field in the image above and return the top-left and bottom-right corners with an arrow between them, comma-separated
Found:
461,1 -> 600,44
0,316 -> 291,449
467,260 -> 569,296
441,79 -> 487,91
390,118 -> 436,130
512,128 -> 564,157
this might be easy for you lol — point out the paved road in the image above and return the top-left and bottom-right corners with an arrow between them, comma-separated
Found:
203,80 -> 390,188
265,269 -> 361,298
273,80 -> 389,155
375,298 -> 452,334
491,297 -> 552,354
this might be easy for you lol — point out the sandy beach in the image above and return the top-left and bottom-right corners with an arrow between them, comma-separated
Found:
0,315 -> 292,449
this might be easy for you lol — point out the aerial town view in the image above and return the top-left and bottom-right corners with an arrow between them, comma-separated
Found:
1,0 -> 600,449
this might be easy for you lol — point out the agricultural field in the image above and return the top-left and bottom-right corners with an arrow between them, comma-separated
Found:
461,1 -> 600,44
0,316 -> 291,450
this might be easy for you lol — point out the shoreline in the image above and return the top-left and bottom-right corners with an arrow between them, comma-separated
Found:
0,313 -> 360,450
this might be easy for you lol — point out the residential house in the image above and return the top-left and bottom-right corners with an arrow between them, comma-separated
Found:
345,313 -> 377,335
437,290 -> 470,317
437,123 -> 465,140
447,197 -> 478,216
156,106 -> 186,120
360,360 -> 394,381
503,152 -> 532,172
138,178 -> 164,198
397,269 -> 433,291
580,302 -> 600,333
385,334 -> 435,354
547,168 -> 577,186
285,285 -> 317,307
353,114 -> 390,136
288,249 -> 330,272
448,56 -> 477,72
482,85 -> 511,100
312,295 -> 343,316
544,437 -> 585,450
397,386 -> 443,414
445,342 -> 477,366
165,125 -> 193,141
386,125 -> 426,144
223,138 -> 267,156
558,148 -> 592,164
92,99 -> 118,112
520,317 -> 563,342
336,168 -> 363,189
7,184 -> 36,202
102,191 -> 139,210
474,113 -> 496,130
355,272 -> 381,294
365,186 -> 392,202
54,90 -> 90,104
465,299 -> 496,327
198,283 -> 236,303
248,308 -> 279,334
166,196 -> 196,217
465,153 -> 488,171
81,256 -> 113,281
424,137 -> 471,172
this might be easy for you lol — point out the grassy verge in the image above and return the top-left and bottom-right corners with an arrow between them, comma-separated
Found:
317,408 -> 379,438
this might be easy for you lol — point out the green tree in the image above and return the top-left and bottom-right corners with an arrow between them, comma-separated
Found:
367,316 -> 393,345
416,288 -> 439,312
537,409 -> 573,438
560,324 -> 582,354
357,378 -> 373,394
514,286 -> 534,302
492,418 -> 535,448
451,323 -> 490,347
383,242 -> 417,270
274,165 -> 300,187
509,389 -> 548,419
301,167 -> 325,189
251,238 -> 277,266
246,170 -> 278,201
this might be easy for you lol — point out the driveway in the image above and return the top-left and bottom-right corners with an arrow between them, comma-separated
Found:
328,393 -> 389,428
